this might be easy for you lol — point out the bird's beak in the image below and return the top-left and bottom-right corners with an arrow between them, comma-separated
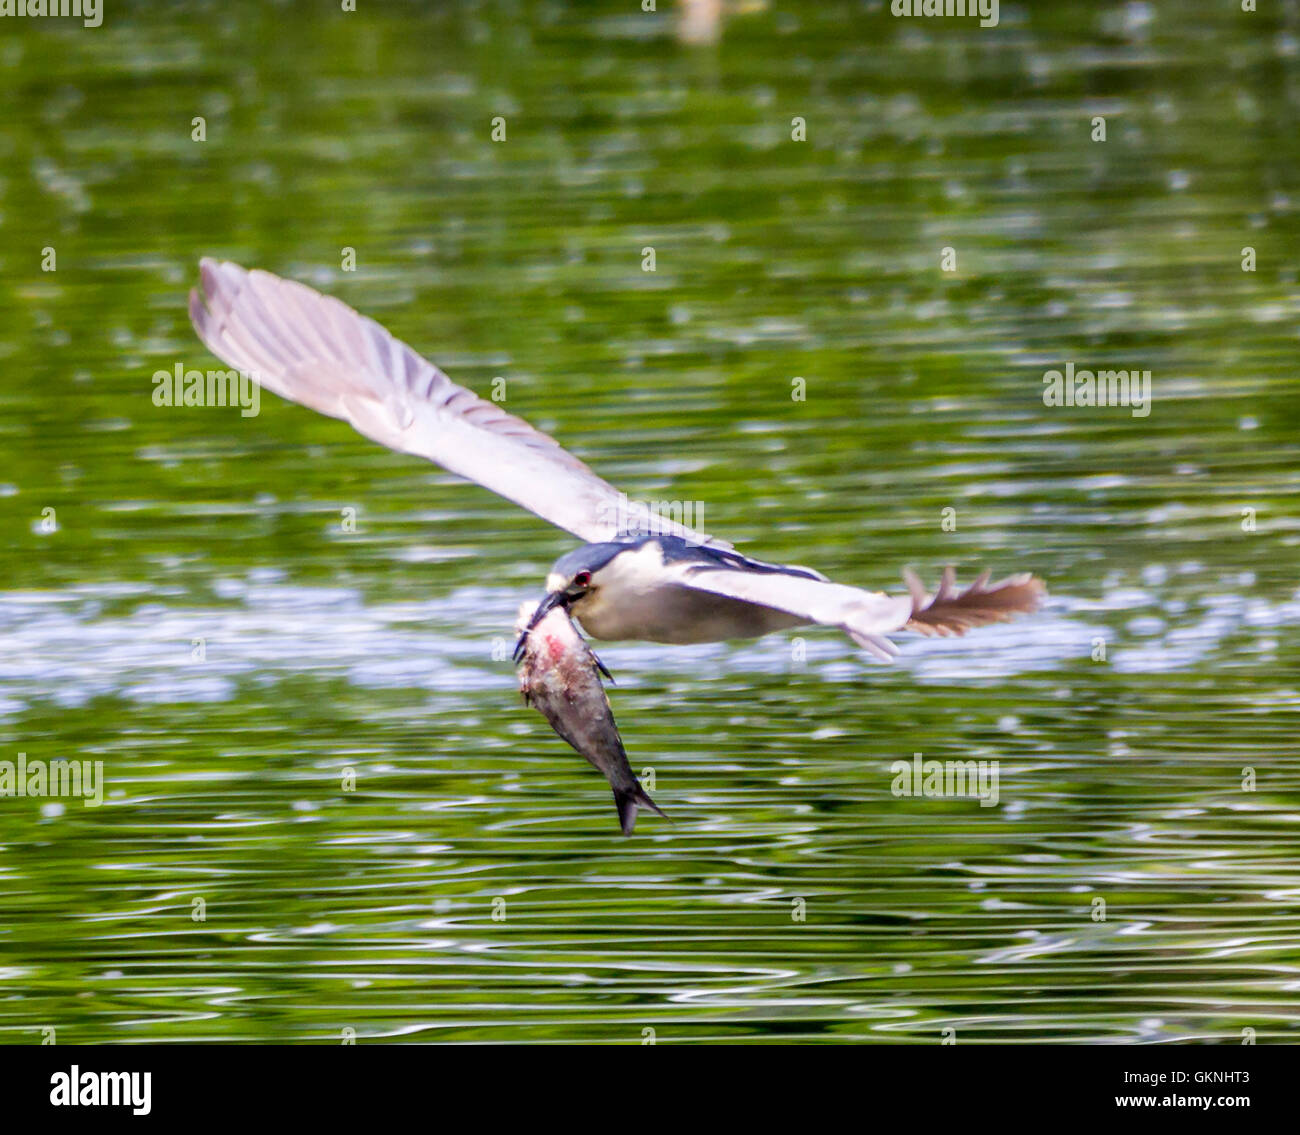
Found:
513,590 -> 568,662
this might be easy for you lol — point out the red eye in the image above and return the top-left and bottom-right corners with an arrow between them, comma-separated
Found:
574,570 -> 591,588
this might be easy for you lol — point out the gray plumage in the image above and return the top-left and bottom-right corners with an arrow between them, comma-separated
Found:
190,259 -> 1044,663
189,259 -> 713,548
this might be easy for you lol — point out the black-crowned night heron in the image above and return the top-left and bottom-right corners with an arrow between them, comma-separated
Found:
190,260 -> 1044,659
190,261 -> 1044,830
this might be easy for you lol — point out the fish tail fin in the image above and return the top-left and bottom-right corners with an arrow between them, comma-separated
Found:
613,782 -> 668,836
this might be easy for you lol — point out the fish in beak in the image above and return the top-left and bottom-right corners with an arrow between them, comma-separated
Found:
514,600 -> 666,835
513,589 -> 567,663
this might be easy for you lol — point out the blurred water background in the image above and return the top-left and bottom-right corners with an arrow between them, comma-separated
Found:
0,0 -> 1298,1043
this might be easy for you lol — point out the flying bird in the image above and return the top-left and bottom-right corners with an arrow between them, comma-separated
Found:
189,260 -> 1045,830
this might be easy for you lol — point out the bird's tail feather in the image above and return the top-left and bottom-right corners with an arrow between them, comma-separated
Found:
613,782 -> 667,836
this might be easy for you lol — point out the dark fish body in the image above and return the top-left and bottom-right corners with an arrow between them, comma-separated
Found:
515,602 -> 665,835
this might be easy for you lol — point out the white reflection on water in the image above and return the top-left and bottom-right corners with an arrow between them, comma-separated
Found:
1,568 -> 1293,718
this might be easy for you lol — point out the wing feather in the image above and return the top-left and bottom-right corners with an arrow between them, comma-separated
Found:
671,566 -> 913,661
674,562 -> 1044,660
189,259 -> 718,545
903,567 -> 1046,636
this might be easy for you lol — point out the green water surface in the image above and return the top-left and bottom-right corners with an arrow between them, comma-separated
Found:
0,0 -> 1297,1043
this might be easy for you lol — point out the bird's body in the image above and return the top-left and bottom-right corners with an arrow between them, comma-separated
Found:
549,535 -> 812,644
189,259 -> 1047,832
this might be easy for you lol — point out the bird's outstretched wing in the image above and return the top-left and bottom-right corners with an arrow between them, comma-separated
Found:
671,561 -> 1045,661
188,259 -> 720,546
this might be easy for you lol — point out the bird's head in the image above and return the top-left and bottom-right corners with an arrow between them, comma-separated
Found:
513,542 -> 627,660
